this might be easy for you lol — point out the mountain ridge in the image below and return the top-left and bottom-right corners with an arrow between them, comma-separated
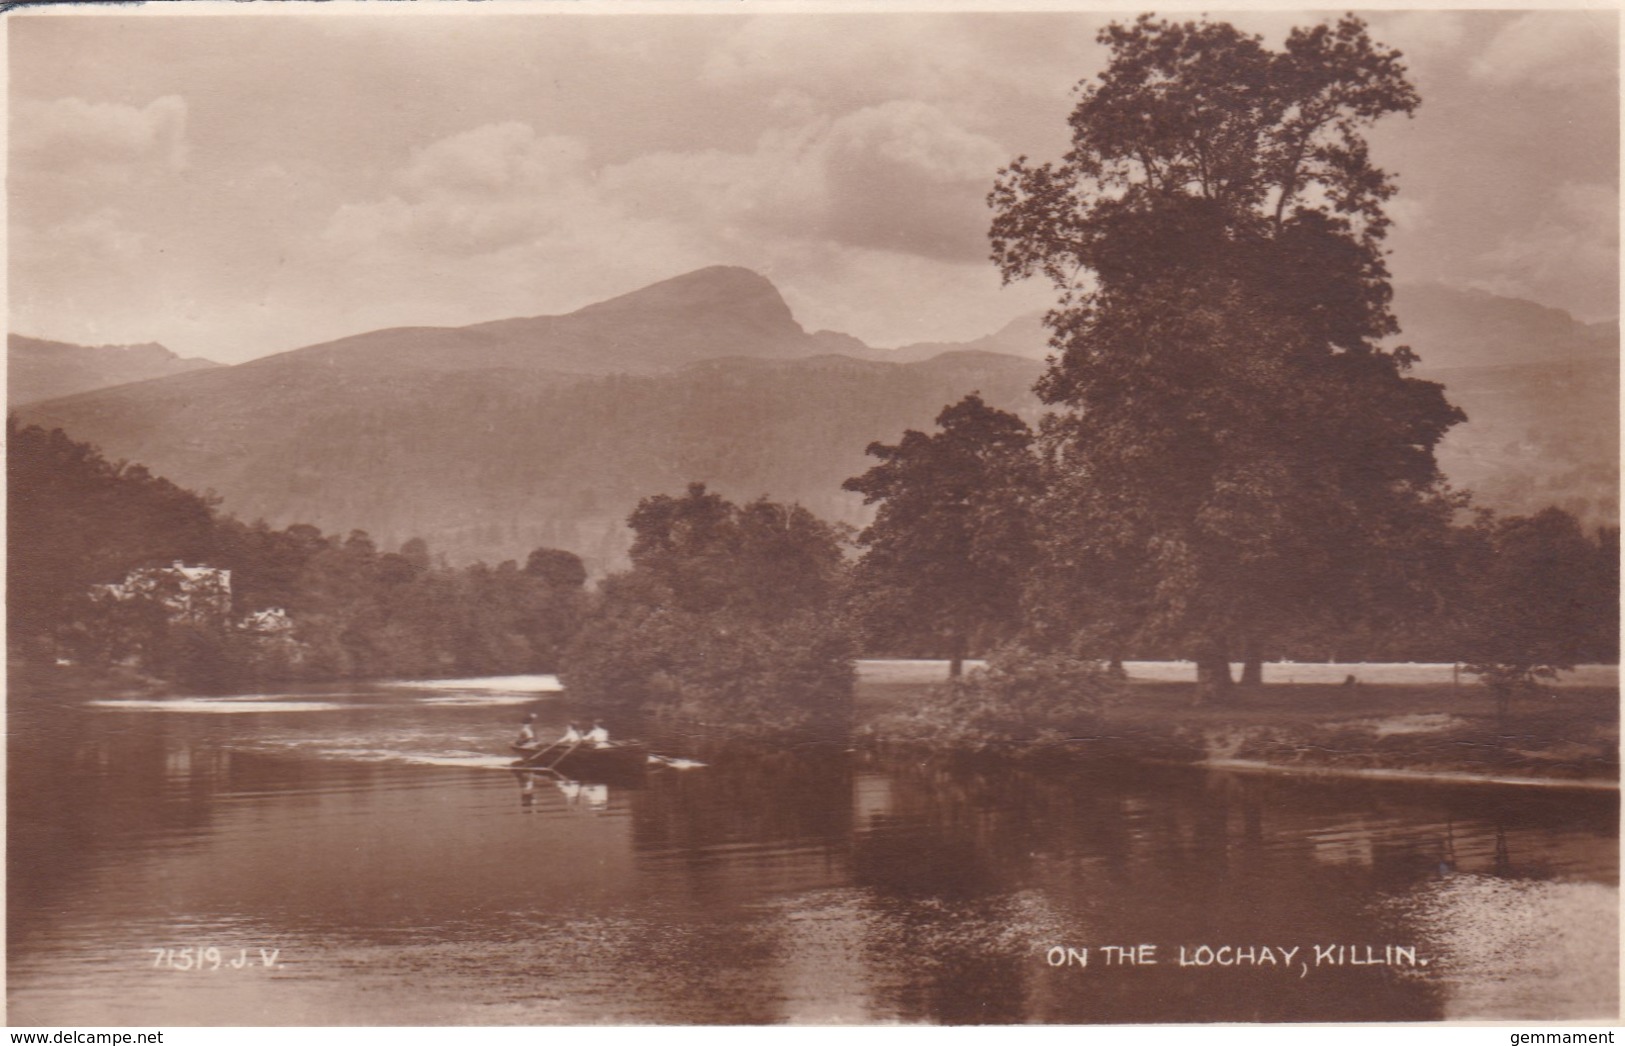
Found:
7,334 -> 222,408
239,265 -> 822,379
14,267 -> 1616,568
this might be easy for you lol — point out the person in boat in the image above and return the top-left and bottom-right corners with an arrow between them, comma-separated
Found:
585,720 -> 609,747
516,713 -> 539,749
559,721 -> 584,746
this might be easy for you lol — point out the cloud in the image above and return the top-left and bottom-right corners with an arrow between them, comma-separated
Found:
41,207 -> 149,259
324,99 -> 1006,275
12,95 -> 188,176
301,101 -> 1032,348
1471,11 -> 1617,89
1385,197 -> 1431,236
323,124 -> 600,257
9,207 -> 157,349
771,244 -> 1055,348
701,13 -> 1103,135
819,101 -> 1009,261
397,122 -> 590,197
1372,11 -> 1468,57
1468,180 -> 1618,320
703,16 -> 989,105
600,128 -> 822,240
11,205 -> 153,306
602,100 -> 1004,264
10,96 -> 192,284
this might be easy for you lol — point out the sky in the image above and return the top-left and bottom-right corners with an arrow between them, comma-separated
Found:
8,5 -> 1620,365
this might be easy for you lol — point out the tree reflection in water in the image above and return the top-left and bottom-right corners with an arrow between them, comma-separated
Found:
9,696 -> 1616,1025
622,736 -> 1614,1023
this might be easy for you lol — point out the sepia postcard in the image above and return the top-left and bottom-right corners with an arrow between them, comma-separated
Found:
6,1 -> 1619,1032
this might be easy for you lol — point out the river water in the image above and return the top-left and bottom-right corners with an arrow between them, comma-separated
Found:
8,673 -> 1618,1025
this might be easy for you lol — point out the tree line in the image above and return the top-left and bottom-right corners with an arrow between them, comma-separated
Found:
13,398 -> 1610,723
839,14 -> 1616,712
565,14 -> 1618,729
11,16 -> 1616,727
842,397 -> 1615,675
8,417 -> 587,691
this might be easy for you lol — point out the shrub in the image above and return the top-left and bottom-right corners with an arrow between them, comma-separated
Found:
875,643 -> 1118,748
563,596 -> 854,732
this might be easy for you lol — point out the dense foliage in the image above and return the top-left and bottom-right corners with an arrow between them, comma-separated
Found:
9,420 -> 586,689
1454,509 -> 1618,715
844,14 -> 1614,733
9,418 -> 217,647
872,643 -> 1115,749
843,394 -> 1041,676
561,484 -> 854,730
988,15 -> 1467,702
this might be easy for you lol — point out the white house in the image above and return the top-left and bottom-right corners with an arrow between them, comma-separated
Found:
92,561 -> 233,627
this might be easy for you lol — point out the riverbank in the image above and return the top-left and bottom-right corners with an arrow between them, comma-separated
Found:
6,658 -> 172,705
17,655 -> 1617,786
854,660 -> 1620,786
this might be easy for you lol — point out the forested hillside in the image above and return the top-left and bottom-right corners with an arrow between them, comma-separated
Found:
20,347 -> 1042,570
13,269 -> 1616,571
8,420 -> 586,688
1431,355 -> 1618,524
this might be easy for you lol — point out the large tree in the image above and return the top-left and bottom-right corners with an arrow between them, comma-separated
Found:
843,394 -> 1041,677
988,16 -> 1464,701
1456,508 -> 1616,726
562,484 -> 854,728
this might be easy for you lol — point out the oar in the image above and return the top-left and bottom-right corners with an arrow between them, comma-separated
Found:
545,739 -> 582,771
518,739 -> 563,766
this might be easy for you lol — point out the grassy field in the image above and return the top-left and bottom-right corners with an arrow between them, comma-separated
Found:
855,659 -> 1620,785
856,659 -> 1617,688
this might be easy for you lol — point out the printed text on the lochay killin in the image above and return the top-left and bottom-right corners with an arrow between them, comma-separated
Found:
1044,944 -> 1429,978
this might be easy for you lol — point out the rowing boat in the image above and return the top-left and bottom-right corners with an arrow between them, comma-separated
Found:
511,740 -> 650,779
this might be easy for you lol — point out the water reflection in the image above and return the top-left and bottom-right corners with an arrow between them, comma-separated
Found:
509,769 -> 612,813
8,684 -> 1617,1025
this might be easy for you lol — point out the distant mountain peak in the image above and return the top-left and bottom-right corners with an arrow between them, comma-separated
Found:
574,265 -> 800,334
642,264 -> 780,296
12,334 -> 174,358
1392,282 -> 1618,371
885,310 -> 1051,364
236,265 -> 824,380
8,333 -> 221,408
